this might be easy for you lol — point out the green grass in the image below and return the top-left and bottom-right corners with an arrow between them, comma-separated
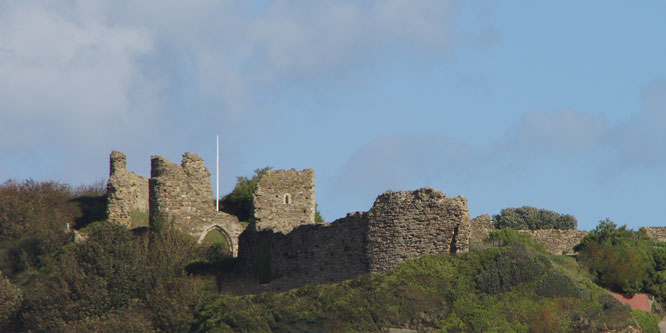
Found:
632,310 -> 661,333
130,210 -> 149,228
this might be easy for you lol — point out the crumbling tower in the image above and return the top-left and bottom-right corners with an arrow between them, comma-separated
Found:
106,151 -> 149,227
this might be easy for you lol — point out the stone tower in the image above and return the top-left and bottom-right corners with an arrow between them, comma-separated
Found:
148,152 -> 244,255
106,151 -> 149,227
252,169 -> 316,234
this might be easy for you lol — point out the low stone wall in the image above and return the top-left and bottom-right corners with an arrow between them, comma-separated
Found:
517,229 -> 589,255
106,151 -> 149,228
642,227 -> 666,242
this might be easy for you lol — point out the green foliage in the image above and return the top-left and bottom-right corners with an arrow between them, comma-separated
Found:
486,227 -> 547,253
129,210 -> 149,228
493,206 -> 577,230
631,310 -> 660,333
314,203 -> 324,223
219,167 -> 272,221
575,219 -> 655,294
196,244 -> 636,332
474,243 -> 550,294
537,271 -> 581,298
0,271 -> 22,328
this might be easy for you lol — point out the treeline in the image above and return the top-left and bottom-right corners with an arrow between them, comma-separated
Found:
0,180 -> 224,331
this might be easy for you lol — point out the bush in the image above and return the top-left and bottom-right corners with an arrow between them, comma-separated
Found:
475,243 -> 551,294
631,310 -> 660,333
219,167 -> 272,222
575,219 -> 655,295
493,206 -> 577,230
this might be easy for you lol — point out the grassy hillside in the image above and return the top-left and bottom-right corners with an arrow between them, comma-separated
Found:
0,180 -> 658,331
196,243 -> 640,332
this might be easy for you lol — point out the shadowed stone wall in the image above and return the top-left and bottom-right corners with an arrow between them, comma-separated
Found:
148,153 -> 244,255
106,151 -> 149,228
252,169 -> 315,234
366,188 -> 470,273
239,211 -> 369,289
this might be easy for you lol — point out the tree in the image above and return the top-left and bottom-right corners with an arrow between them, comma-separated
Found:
574,219 -> 654,295
492,206 -> 577,230
219,167 -> 272,222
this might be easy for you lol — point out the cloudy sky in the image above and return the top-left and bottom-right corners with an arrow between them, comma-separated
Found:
2,1 -> 665,230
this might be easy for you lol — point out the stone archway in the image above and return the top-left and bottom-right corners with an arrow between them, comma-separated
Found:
198,226 -> 234,258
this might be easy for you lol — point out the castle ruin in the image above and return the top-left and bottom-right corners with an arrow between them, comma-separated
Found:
238,187 -> 472,288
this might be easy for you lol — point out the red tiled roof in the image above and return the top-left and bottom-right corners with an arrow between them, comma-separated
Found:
608,291 -> 651,312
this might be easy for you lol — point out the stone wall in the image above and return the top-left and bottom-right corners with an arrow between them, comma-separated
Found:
239,211 -> 369,288
642,227 -> 666,242
240,187 -> 472,290
469,214 -> 495,245
253,169 -> 315,234
106,151 -> 149,228
148,153 -> 244,255
366,188 -> 470,273
517,229 -> 589,255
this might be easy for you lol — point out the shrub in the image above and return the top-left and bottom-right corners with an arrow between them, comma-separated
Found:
493,206 -> 577,230
475,243 -> 551,294
631,310 -> 660,333
219,167 -> 272,221
575,219 -> 654,294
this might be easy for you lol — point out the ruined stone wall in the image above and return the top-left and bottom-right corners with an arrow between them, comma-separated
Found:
642,227 -> 666,242
469,214 -> 496,244
365,187 -> 471,273
253,169 -> 315,234
149,153 -> 244,255
517,229 -> 589,255
106,151 -> 149,228
239,212 -> 369,288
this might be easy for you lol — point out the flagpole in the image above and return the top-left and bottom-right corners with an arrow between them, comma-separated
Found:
216,134 -> 219,211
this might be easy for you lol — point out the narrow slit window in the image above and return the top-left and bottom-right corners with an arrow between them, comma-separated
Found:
284,193 -> 291,205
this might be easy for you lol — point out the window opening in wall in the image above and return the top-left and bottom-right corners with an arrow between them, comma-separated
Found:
284,193 -> 291,205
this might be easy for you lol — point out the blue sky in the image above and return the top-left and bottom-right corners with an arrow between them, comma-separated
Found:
1,1 -> 665,230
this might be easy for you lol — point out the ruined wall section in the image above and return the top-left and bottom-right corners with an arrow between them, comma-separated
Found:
106,151 -> 149,228
253,169 -> 315,234
642,227 -> 666,242
365,187 -> 471,273
239,212 -> 369,289
517,229 -> 589,255
469,214 -> 496,245
149,153 -> 244,255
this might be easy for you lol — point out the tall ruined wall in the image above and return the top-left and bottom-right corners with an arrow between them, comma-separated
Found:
149,153 -> 244,255
517,229 -> 589,255
106,151 -> 149,227
642,227 -> 666,242
469,214 -> 496,245
239,212 -> 369,289
253,169 -> 315,234
366,187 -> 471,273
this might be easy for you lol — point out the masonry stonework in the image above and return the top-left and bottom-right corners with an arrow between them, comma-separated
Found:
106,151 -> 149,228
366,188 -> 470,272
469,214 -> 496,247
149,153 -> 244,255
240,187 -> 471,288
252,169 -> 315,234
642,227 -> 666,242
517,229 -> 589,255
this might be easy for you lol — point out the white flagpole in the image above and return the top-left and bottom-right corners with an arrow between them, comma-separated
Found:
216,134 -> 220,211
